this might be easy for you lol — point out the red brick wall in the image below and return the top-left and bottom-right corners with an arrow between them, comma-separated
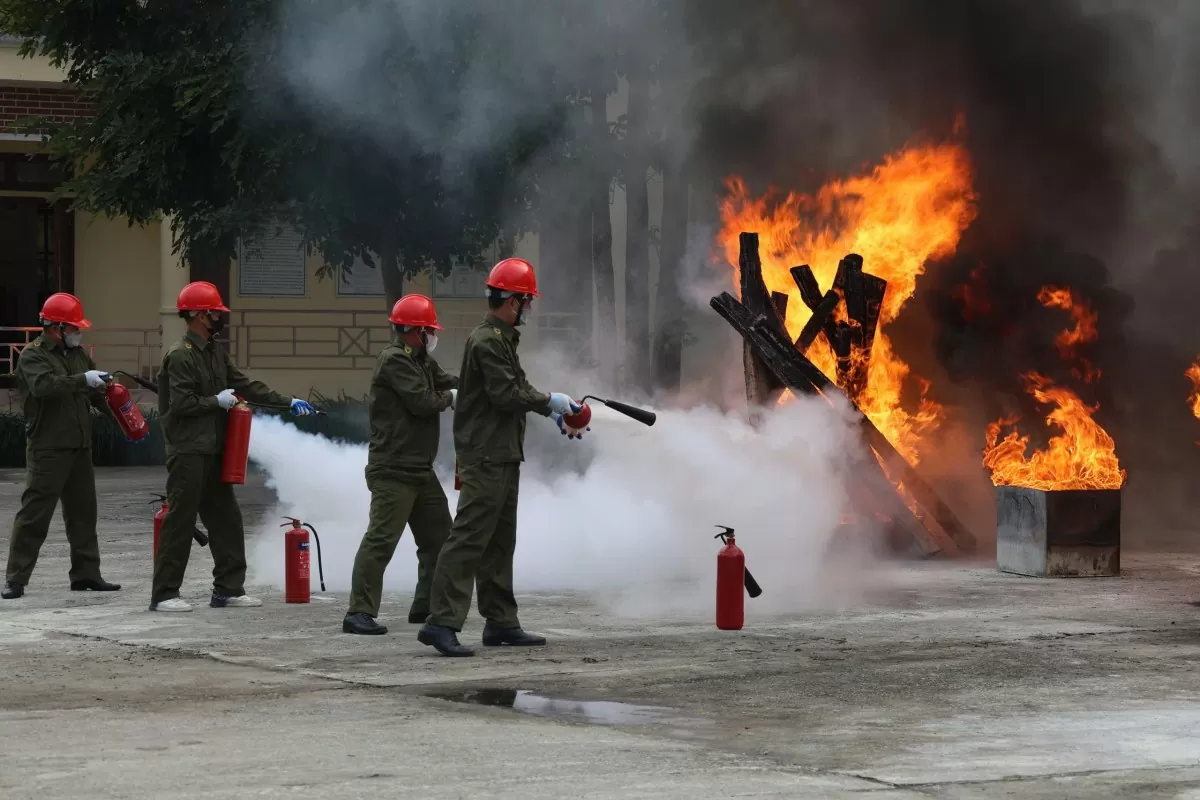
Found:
0,85 -> 92,134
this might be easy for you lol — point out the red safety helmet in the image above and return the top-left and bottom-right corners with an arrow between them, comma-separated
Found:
177,281 -> 230,313
486,257 -> 540,298
39,293 -> 91,329
389,294 -> 443,330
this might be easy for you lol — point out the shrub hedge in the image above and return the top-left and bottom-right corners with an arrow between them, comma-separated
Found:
0,391 -> 370,469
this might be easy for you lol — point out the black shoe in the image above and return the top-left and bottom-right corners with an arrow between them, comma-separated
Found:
417,622 -> 475,657
1,582 -> 23,599
70,578 -> 121,592
408,610 -> 428,624
481,622 -> 546,647
343,612 -> 388,635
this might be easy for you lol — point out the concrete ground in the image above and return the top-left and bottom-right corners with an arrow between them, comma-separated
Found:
2,467 -> 1200,799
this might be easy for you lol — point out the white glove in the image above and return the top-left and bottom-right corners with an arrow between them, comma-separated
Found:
84,370 -> 108,389
547,392 -> 579,415
449,388 -> 458,408
216,389 -> 237,410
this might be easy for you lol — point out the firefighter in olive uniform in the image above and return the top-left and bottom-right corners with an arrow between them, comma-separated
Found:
418,258 -> 586,656
2,293 -> 121,599
149,281 -> 315,612
342,294 -> 458,635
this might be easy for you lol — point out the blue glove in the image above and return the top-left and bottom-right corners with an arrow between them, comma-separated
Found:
555,412 -> 590,440
290,398 -> 316,416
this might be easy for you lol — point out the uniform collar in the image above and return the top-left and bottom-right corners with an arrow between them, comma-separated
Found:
485,313 -> 520,343
185,329 -> 211,351
36,332 -> 63,353
390,331 -> 427,359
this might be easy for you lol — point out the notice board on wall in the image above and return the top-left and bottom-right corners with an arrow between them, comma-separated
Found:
336,253 -> 386,297
237,225 -> 307,297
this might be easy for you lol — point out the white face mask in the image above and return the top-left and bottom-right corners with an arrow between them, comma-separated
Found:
515,298 -> 534,326
422,332 -> 439,354
64,331 -> 82,348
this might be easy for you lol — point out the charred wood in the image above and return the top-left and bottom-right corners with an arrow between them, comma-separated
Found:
796,289 -> 839,353
771,291 -> 789,323
738,233 -> 786,412
790,265 -> 824,310
712,290 -> 976,555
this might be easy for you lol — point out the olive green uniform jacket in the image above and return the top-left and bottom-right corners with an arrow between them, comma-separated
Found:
5,334 -> 109,586
151,329 -> 290,604
429,314 -> 551,631
348,338 -> 458,618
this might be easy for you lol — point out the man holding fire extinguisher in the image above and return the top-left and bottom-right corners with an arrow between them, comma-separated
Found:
149,281 -> 315,613
417,258 -> 585,656
342,293 -> 458,636
2,293 -> 122,600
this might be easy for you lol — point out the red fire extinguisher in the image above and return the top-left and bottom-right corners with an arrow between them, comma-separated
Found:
714,525 -> 763,631
149,494 -> 209,561
151,494 -> 167,560
221,397 -> 253,484
454,459 -> 462,490
715,526 -> 746,630
105,376 -> 149,441
280,517 -> 325,604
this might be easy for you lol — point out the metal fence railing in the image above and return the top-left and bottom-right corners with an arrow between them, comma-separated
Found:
0,326 -> 162,381
2,309 -> 585,381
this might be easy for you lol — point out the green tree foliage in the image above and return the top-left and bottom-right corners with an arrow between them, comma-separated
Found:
0,0 -> 563,307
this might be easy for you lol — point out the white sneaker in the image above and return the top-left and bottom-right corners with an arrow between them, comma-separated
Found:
211,593 -> 262,608
150,598 -> 193,612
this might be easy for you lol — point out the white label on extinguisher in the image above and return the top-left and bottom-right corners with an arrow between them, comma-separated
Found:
296,541 -> 310,577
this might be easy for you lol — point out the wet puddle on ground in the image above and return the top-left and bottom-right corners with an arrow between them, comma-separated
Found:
425,688 -> 685,726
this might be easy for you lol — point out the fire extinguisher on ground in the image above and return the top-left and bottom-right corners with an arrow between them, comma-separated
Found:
714,526 -> 763,631
280,517 -> 326,603
104,375 -> 150,442
149,494 -> 209,560
221,397 -> 253,484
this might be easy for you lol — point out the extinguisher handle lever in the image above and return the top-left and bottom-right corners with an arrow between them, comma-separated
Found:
279,517 -> 302,527
714,525 -> 735,543
148,494 -> 167,504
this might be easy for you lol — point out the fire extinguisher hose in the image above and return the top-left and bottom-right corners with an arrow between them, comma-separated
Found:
113,371 -> 325,415
301,523 -> 326,592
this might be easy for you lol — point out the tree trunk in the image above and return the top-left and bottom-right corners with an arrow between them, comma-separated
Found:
574,192 -> 595,366
188,234 -> 236,303
589,82 -> 617,385
652,162 -> 688,393
377,228 -> 404,310
624,72 -> 651,393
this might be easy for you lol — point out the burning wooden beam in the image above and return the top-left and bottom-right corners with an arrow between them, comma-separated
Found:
711,291 -> 966,557
717,232 -> 978,557
796,289 -> 839,353
832,254 -> 887,400
737,233 -> 788,414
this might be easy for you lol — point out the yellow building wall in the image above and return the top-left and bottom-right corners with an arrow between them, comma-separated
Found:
72,214 -> 163,381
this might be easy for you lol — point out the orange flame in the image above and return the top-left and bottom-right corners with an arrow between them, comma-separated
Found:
1037,285 -> 1099,382
1186,359 -> 1200,425
982,374 -> 1125,490
982,287 -> 1123,490
718,141 -> 978,463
